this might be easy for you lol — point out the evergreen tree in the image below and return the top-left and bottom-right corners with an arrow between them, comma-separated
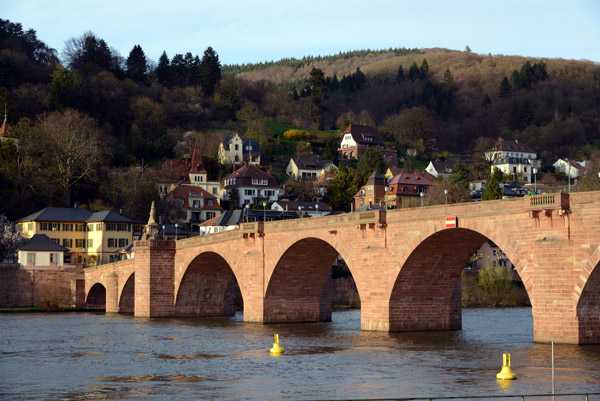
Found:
198,46 -> 222,96
482,94 -> 492,107
324,165 -> 359,212
396,65 -> 405,82
126,44 -> 147,83
498,76 -> 512,98
465,45 -> 471,53
329,73 -> 340,91
482,167 -> 504,200
356,147 -> 387,185
408,61 -> 420,81
442,68 -> 454,88
308,67 -> 327,128
419,59 -> 429,79
448,162 -> 470,190
155,51 -> 170,86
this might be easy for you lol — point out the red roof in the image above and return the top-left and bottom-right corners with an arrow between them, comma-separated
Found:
492,138 -> 535,153
343,124 -> 384,146
222,163 -> 277,188
168,185 -> 222,210
0,118 -> 7,137
157,144 -> 207,184
190,144 -> 207,174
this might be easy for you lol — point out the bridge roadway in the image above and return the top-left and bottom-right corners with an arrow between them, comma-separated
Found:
84,191 -> 600,344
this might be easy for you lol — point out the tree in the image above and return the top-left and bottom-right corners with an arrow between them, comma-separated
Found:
356,147 -> 387,185
419,59 -> 429,79
407,61 -> 420,81
63,31 -> 118,75
324,165 -> 359,211
465,45 -> 471,53
155,51 -> 170,86
396,65 -> 405,82
33,109 -> 105,207
198,46 -> 221,96
498,76 -> 512,98
482,167 -> 503,200
0,214 -> 24,262
448,162 -> 470,190
50,64 -> 75,108
425,181 -> 471,205
126,44 -> 147,83
308,67 -> 327,128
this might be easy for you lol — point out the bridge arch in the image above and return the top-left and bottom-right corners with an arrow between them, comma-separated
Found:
264,237 -> 350,323
118,273 -> 135,314
86,283 -> 106,309
389,226 -> 530,332
576,256 -> 600,344
174,251 -> 241,317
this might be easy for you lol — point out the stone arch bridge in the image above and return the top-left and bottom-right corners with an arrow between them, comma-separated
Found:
84,192 -> 600,344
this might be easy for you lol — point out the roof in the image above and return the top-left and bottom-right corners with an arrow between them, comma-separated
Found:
429,161 -> 455,173
388,172 -> 434,187
222,135 -> 261,155
18,207 -> 93,223
190,144 -> 207,174
343,124 -> 384,146
222,163 -> 277,188
168,185 -> 222,210
291,158 -> 334,170
18,234 -> 70,252
491,138 -> 535,153
367,171 -> 386,186
273,200 -> 331,212
0,117 -> 7,137
86,211 -> 135,223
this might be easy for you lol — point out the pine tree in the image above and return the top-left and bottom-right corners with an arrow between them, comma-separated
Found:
155,51 -> 170,86
198,46 -> 222,96
396,65 -> 405,82
126,44 -> 147,83
482,94 -> 492,107
442,68 -> 454,88
420,59 -> 429,79
498,76 -> 512,98
482,167 -> 504,200
408,61 -> 420,81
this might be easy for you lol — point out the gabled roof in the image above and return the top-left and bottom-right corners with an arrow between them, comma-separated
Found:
388,172 -> 434,187
223,163 -> 276,186
18,207 -> 93,223
367,170 -> 386,186
291,157 -> 334,170
429,161 -> 455,173
86,211 -> 135,223
491,138 -> 535,153
0,116 -> 7,137
18,234 -> 69,252
343,124 -> 384,146
158,157 -> 193,184
168,184 -> 222,210
222,135 -> 261,155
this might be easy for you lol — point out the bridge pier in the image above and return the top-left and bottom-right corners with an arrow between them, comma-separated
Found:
105,272 -> 119,313
134,240 -> 176,318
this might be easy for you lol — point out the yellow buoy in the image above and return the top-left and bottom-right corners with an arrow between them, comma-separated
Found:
270,334 -> 285,355
496,353 -> 517,380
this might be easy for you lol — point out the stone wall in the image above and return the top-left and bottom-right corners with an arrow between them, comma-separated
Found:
0,264 -> 85,308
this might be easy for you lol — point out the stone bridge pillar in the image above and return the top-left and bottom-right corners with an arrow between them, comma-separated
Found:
134,240 -> 176,317
105,272 -> 119,313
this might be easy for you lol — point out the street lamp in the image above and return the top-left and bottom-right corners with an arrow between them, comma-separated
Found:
567,162 -> 571,193
245,203 -> 250,223
162,225 -> 166,240
532,167 -> 537,194
263,201 -> 267,222
298,206 -> 303,218
444,188 -> 448,205
174,223 -> 179,240
384,186 -> 389,210
420,191 -> 424,207
315,204 -> 319,217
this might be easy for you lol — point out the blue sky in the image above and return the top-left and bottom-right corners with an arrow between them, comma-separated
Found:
4,0 -> 600,65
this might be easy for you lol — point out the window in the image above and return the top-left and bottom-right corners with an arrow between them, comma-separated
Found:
96,224 -> 102,231
88,239 -> 93,248
41,223 -> 48,231
402,187 -> 408,193
245,189 -> 255,196
27,253 -> 35,264
206,212 -> 216,220
207,200 -> 213,206
108,238 -> 116,247
63,223 -> 73,231
235,144 -> 239,150
88,224 -> 94,232
251,178 -> 268,185
193,200 -> 201,208
50,223 -> 60,231
117,224 -> 127,231
106,224 -> 116,231
50,253 -> 57,264
76,239 -> 85,248
212,188 -> 217,194
118,239 -> 127,247
27,223 -> 33,231
63,239 -> 72,248
75,224 -> 84,232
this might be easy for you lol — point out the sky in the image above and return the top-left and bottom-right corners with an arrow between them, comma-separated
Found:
3,0 -> 600,66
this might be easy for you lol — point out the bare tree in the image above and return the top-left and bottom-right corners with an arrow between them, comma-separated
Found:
0,215 -> 24,262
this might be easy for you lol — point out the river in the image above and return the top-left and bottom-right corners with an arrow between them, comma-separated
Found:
1,308 -> 599,400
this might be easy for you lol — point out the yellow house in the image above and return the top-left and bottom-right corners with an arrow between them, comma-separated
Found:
17,205 -> 137,266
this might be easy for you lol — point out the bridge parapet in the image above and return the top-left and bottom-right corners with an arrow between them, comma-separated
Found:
526,193 -> 570,213
134,240 -> 176,249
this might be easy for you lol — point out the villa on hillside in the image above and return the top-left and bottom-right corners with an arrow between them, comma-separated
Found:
485,138 -> 540,183
220,163 -> 281,208
218,133 -> 261,165
338,124 -> 398,165
286,157 -> 336,180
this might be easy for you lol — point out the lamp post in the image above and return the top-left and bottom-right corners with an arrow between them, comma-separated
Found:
298,206 -> 303,218
162,225 -> 166,240
384,186 -> 389,210
263,201 -> 267,222
420,191 -> 424,207
315,204 -> 319,217
533,167 -> 537,194
444,188 -> 448,205
245,204 -> 250,223
567,162 -> 571,193
174,223 -> 178,240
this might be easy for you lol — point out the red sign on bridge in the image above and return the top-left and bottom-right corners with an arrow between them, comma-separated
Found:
445,216 -> 457,228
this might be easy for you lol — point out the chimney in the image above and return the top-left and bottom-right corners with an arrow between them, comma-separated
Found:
73,202 -> 80,210
285,204 -> 289,211
119,206 -> 124,215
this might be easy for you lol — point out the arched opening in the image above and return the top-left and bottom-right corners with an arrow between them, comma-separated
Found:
576,262 -> 600,344
118,273 -> 135,314
86,283 -> 106,310
390,228 -> 530,332
265,238 -> 355,323
174,252 -> 241,317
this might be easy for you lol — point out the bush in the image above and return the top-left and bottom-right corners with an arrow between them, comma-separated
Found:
283,129 -> 311,141
462,266 -> 531,307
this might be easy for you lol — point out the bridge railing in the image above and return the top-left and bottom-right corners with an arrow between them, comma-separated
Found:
526,192 -> 570,210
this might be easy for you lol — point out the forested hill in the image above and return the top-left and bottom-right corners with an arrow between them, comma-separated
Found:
1,17 -> 599,221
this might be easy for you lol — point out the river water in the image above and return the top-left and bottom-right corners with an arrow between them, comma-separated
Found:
1,308 -> 599,400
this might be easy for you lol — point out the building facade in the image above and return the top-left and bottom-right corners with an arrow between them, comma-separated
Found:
218,134 -> 261,165
485,138 -> 540,183
221,164 -> 281,207
286,157 -> 336,180
338,124 -> 398,166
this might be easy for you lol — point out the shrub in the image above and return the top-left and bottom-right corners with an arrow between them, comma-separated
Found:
283,129 -> 311,141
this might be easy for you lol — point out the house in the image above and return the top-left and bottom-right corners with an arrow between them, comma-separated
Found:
16,204 -> 139,266
198,208 -> 301,235
425,161 -> 455,180
338,124 -> 398,165
156,144 -> 220,198
218,133 -> 261,165
166,184 -> 223,232
385,171 -> 434,209
485,138 -> 540,183
470,240 -> 513,269
353,171 -> 387,210
315,170 -> 338,199
221,163 -> 281,208
159,224 -> 189,240
286,157 -> 336,180
17,234 -> 70,270
553,159 -> 588,178
271,200 -> 331,217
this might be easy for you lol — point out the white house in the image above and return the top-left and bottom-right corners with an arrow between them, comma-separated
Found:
553,159 -> 588,178
17,234 -> 70,270
485,138 -> 540,183
218,134 -> 261,165
425,161 -> 454,179
286,158 -> 336,180
221,164 -> 282,207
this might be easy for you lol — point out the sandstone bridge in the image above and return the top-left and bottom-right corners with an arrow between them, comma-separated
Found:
84,192 -> 600,344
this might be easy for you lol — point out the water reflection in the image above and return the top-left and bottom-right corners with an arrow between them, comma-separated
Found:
0,308 -> 599,400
